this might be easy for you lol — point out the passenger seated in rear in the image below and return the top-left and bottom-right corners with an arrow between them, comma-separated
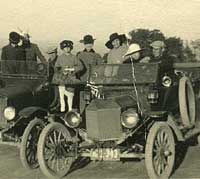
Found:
123,43 -> 150,63
105,32 -> 128,64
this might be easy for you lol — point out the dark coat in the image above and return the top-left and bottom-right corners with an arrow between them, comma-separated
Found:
77,49 -> 103,81
24,43 -> 46,63
1,44 -> 25,61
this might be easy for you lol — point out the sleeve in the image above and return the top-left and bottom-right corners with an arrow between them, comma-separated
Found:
55,56 -> 61,67
73,56 -> 83,73
34,44 -> 47,63
1,47 -> 7,60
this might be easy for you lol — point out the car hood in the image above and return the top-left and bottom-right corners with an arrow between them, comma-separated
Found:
0,84 -> 33,98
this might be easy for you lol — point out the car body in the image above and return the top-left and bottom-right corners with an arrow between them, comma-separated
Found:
0,60 -> 54,169
38,62 -> 200,179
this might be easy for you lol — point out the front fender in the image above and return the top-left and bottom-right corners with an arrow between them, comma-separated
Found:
18,106 -> 48,118
166,114 -> 184,141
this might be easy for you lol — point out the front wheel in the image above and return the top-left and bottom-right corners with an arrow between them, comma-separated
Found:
37,122 -> 75,178
145,122 -> 175,179
20,118 -> 45,169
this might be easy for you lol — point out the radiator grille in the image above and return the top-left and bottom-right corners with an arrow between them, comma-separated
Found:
86,99 -> 122,140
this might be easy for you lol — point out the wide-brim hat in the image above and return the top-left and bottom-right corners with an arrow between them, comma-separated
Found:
105,33 -> 126,49
79,35 -> 96,44
9,31 -> 21,44
60,40 -> 73,50
123,43 -> 142,57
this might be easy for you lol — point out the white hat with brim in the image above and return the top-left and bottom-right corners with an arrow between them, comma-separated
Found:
124,43 -> 142,57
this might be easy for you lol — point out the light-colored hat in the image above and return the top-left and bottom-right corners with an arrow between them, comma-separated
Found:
150,40 -> 166,49
46,46 -> 57,54
124,43 -> 142,57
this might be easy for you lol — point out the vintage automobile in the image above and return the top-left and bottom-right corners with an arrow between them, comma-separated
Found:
0,60 -> 54,170
37,62 -> 200,179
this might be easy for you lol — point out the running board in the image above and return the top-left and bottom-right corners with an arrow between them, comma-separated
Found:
184,127 -> 200,140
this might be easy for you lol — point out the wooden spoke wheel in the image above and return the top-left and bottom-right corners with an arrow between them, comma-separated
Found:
37,122 -> 75,178
20,118 -> 45,169
145,122 -> 175,179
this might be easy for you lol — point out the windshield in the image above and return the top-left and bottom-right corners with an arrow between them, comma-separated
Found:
0,60 -> 48,76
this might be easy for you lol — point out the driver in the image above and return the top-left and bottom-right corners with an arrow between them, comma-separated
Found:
149,40 -> 174,76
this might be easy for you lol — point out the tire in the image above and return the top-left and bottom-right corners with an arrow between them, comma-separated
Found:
20,118 -> 45,169
197,134 -> 200,146
179,76 -> 196,127
145,122 -> 175,179
37,122 -> 74,178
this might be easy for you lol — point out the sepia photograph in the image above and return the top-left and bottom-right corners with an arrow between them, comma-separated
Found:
0,0 -> 200,178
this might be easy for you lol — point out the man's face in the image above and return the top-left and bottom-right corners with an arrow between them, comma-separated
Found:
84,43 -> 94,51
112,38 -> 121,49
152,47 -> 164,58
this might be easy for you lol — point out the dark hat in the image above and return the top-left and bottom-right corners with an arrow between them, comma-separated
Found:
9,31 -> 21,44
60,40 -> 73,50
80,35 -> 96,44
105,33 -> 126,49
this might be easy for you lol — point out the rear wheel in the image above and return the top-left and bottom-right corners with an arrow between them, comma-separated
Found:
20,118 -> 45,169
37,122 -> 75,178
145,122 -> 175,179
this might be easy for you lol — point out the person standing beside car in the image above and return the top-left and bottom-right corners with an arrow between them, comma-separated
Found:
53,40 -> 83,112
46,46 -> 60,111
1,31 -> 25,61
21,33 -> 47,63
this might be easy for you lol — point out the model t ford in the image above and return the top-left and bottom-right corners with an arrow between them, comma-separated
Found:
37,61 -> 200,179
0,60 -> 54,169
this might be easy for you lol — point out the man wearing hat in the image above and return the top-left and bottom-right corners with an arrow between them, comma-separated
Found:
105,32 -> 128,64
1,31 -> 25,61
21,33 -> 46,63
77,34 -> 102,81
77,35 -> 102,112
149,40 -> 174,76
53,40 -> 83,112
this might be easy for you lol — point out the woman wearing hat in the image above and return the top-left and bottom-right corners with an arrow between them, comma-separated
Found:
105,32 -> 128,64
77,34 -> 103,81
53,40 -> 83,112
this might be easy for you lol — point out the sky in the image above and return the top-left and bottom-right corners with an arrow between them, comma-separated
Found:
0,0 -> 200,54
